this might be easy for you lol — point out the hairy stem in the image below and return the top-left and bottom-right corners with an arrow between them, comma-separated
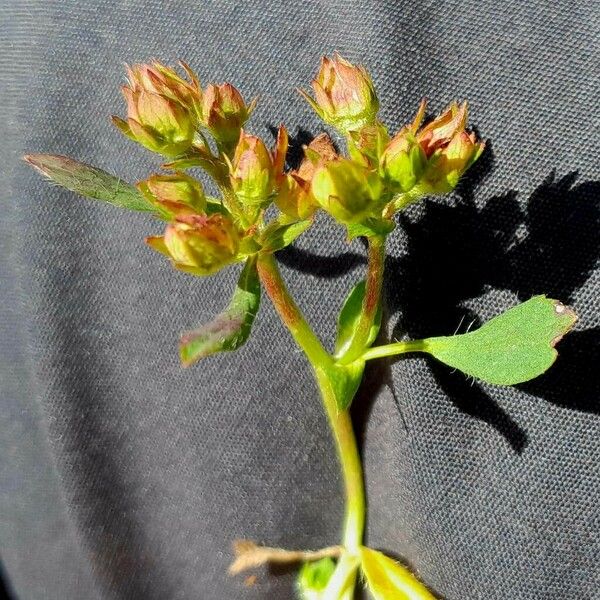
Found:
362,339 -> 427,361
257,253 -> 366,591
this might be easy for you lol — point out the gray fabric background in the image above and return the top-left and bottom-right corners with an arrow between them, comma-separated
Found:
1,1 -> 599,598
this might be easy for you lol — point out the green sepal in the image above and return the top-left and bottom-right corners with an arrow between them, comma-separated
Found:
260,219 -> 312,253
297,558 -> 336,599
424,295 -> 577,385
178,257 -> 261,366
346,217 -> 395,240
335,280 -> 382,359
359,546 -> 436,600
24,154 -> 154,213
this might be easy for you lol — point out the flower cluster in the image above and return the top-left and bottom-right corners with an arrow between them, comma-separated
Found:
111,55 -> 484,278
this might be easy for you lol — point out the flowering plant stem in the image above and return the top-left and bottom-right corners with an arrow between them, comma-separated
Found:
257,235 -> 387,597
25,54 -> 579,599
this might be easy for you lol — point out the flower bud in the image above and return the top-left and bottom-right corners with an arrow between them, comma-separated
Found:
381,127 -> 427,193
229,127 -> 288,207
202,83 -> 256,150
274,133 -> 336,220
148,214 -> 240,276
416,101 -> 468,157
311,159 -> 383,224
138,173 -> 206,218
300,54 -> 379,133
423,130 -> 485,194
274,173 -> 315,220
348,121 -> 390,168
112,62 -> 202,157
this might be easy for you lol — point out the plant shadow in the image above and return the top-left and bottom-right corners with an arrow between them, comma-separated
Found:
278,133 -> 600,454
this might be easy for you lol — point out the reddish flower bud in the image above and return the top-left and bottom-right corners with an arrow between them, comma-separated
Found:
423,130 -> 485,194
148,214 -> 240,276
202,83 -> 256,150
274,133 -> 337,220
112,62 -> 202,157
382,99 -> 484,197
416,101 -> 468,157
138,173 -> 206,218
300,54 -> 379,133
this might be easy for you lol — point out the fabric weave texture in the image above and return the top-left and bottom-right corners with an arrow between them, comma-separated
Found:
1,1 -> 599,598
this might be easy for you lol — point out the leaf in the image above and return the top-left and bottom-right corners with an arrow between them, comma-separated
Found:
325,360 -> 365,411
335,280 -> 382,359
297,558 -> 336,599
179,257 -> 261,366
425,295 -> 577,385
359,547 -> 436,600
260,219 -> 312,252
24,154 -> 154,212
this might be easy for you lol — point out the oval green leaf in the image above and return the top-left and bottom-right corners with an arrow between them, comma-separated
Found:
360,547 -> 436,600
425,295 -> 577,385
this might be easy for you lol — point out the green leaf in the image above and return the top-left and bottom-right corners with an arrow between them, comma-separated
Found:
24,154 -> 154,212
327,360 -> 365,411
260,219 -> 312,253
335,280 -> 382,359
179,257 -> 261,366
360,547 -> 436,600
346,217 -> 395,240
297,558 -> 336,599
425,295 -> 577,385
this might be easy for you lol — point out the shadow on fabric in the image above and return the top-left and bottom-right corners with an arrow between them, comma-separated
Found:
278,134 -> 600,454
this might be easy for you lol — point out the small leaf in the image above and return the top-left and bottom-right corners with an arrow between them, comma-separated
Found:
297,558 -> 336,599
346,217 -> 395,240
179,257 -> 260,366
320,360 -> 365,411
24,154 -> 154,212
360,547 -> 436,600
260,219 -> 312,253
335,280 -> 382,359
425,295 -> 577,385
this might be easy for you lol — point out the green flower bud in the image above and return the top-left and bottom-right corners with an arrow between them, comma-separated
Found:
300,54 -> 379,133
138,173 -> 206,218
147,214 -> 240,276
381,128 -> 427,193
348,121 -> 390,168
229,126 -> 288,208
311,159 -> 384,224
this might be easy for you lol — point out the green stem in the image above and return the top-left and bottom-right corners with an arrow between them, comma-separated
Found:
256,253 -> 366,556
362,339 -> 427,361
339,235 -> 386,363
